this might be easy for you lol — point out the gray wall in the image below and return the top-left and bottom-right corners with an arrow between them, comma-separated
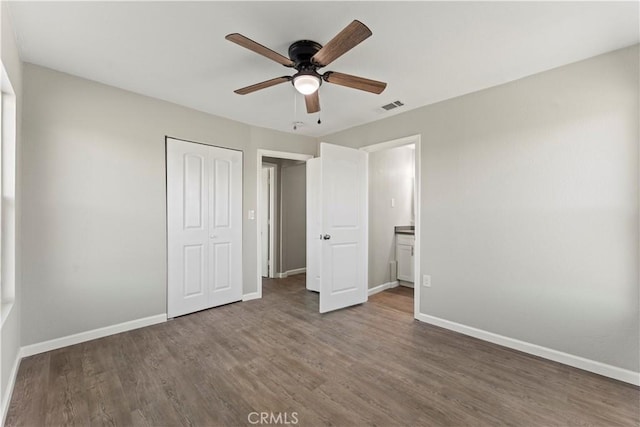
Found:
369,145 -> 414,288
280,162 -> 306,272
1,0 -> 23,416
323,46 -> 639,372
21,64 -> 316,346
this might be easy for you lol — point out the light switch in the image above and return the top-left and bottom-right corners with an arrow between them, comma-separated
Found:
391,198 -> 395,208
423,275 -> 431,287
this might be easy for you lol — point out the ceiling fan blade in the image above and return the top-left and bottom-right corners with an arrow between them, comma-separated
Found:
311,20 -> 372,67
305,91 -> 320,114
323,72 -> 386,94
226,33 -> 294,67
234,76 -> 292,95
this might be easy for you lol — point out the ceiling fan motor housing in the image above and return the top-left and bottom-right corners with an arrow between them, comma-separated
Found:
288,40 -> 323,70
289,40 -> 323,91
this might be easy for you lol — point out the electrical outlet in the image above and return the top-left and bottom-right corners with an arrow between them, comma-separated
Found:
422,275 -> 431,287
248,210 -> 255,220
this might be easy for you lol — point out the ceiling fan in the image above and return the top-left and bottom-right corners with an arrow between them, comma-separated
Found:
225,20 -> 387,115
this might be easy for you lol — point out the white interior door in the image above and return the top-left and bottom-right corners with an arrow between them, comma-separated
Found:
167,138 -> 242,318
306,158 -> 320,292
260,167 -> 270,277
319,143 -> 368,313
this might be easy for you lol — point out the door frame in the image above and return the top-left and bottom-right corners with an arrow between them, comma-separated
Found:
256,149 -> 314,298
360,134 -> 422,319
260,163 -> 277,278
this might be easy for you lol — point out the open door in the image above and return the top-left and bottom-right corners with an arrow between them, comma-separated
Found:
319,143 -> 368,313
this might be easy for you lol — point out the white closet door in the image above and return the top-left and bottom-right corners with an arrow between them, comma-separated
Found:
167,138 -> 242,318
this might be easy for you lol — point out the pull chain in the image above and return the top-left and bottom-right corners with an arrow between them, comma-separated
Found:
293,90 -> 297,130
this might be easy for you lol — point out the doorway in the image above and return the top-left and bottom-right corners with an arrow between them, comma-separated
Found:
361,135 -> 421,318
256,150 -> 314,298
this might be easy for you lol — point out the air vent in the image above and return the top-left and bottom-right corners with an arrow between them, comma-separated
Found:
380,100 -> 405,112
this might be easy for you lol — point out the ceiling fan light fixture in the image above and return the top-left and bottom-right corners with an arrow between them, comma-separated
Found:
227,21 -> 386,115
293,74 -> 321,95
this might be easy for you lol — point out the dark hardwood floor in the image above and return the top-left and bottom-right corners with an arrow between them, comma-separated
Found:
7,274 -> 639,426
369,284 -> 414,315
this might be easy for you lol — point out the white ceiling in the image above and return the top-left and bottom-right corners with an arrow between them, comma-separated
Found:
8,1 -> 639,137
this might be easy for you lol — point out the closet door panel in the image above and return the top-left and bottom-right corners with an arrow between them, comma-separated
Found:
167,140 -> 210,317
208,146 -> 243,307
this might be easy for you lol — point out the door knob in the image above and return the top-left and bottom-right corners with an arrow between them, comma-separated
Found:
322,234 -> 331,240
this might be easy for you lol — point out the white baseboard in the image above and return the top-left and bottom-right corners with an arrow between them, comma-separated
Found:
416,313 -> 640,386
285,267 -> 306,276
1,350 -> 21,425
21,314 -> 167,358
275,268 -> 306,279
368,281 -> 399,296
242,292 -> 261,301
